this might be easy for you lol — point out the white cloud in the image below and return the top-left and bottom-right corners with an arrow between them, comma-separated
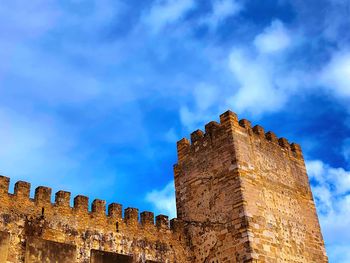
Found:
227,48 -> 288,115
306,160 -> 350,262
254,20 -> 291,54
143,0 -> 195,33
179,83 -> 220,130
320,50 -> 350,98
307,160 -> 350,195
312,186 -> 333,214
307,160 -> 326,184
201,0 -> 243,29
177,20 -> 299,122
225,21 -> 350,117
145,181 -> 177,218
222,19 -> 316,116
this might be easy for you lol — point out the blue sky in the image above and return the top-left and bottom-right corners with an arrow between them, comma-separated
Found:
0,0 -> 349,261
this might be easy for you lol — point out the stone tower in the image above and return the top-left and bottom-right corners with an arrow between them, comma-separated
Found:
0,110 -> 327,262
174,110 -> 327,262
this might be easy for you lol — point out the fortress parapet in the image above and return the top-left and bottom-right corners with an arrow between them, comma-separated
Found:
177,110 -> 303,163
0,176 -> 188,262
0,110 -> 327,263
0,176 -> 181,232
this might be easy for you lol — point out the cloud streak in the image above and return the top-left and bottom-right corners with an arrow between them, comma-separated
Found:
200,0 -> 243,29
145,181 -> 177,218
307,160 -> 350,262
320,50 -> 350,97
143,0 -> 195,33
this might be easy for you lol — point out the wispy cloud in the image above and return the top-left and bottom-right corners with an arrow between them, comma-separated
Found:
224,19 -> 303,115
320,50 -> 350,98
227,48 -> 288,114
253,20 -> 291,54
306,160 -> 350,262
200,0 -> 243,30
180,83 -> 221,130
143,0 -> 195,33
145,181 -> 177,218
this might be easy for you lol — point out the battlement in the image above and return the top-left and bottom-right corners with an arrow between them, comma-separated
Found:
0,109 -> 327,263
0,175 -> 190,262
174,110 -> 327,263
0,175 -> 180,234
176,110 -> 303,162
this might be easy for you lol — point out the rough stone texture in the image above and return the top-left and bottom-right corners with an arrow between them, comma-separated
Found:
0,110 -> 327,262
25,237 -> 76,263
174,111 -> 328,262
0,231 -> 10,262
90,249 -> 133,263
0,177 -> 189,263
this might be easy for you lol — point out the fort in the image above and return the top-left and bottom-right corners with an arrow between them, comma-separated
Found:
0,110 -> 327,262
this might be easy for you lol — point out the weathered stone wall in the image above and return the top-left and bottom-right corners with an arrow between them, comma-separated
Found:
0,110 -> 327,263
25,237 -> 76,263
174,114 -> 252,262
0,176 -> 190,263
90,249 -> 133,263
232,117 -> 327,262
0,231 -> 10,262
174,110 -> 327,262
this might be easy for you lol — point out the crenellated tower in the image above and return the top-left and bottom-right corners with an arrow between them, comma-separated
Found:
0,110 -> 328,262
174,110 -> 327,262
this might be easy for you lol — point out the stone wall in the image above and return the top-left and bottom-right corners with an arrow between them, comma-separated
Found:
0,231 -> 10,262
232,117 -> 327,262
90,249 -> 133,263
174,110 -> 327,262
0,110 -> 328,262
25,237 -> 76,263
0,176 -> 190,263
174,115 -> 251,262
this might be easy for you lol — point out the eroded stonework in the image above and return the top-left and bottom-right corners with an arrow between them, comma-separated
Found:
0,110 -> 327,262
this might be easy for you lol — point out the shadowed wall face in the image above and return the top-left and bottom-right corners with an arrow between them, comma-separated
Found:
90,249 -> 133,263
0,231 -> 10,262
25,237 -> 76,263
62,249 -> 160,263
